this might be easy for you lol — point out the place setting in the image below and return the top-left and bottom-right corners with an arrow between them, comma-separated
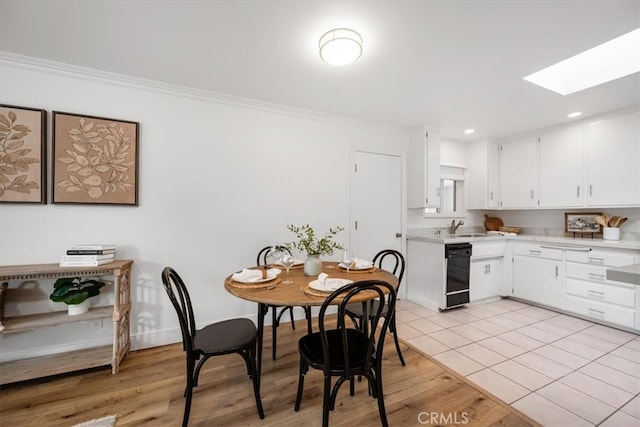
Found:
336,249 -> 377,273
226,266 -> 282,289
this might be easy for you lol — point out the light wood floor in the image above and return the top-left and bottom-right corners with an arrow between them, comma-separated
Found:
0,319 -> 539,426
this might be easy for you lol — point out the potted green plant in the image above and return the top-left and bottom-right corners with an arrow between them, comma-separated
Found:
286,224 -> 345,276
49,277 -> 105,315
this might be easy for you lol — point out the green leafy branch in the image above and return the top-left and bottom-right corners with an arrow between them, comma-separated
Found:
286,224 -> 345,256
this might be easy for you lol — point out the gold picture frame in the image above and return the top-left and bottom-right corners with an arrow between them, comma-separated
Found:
0,104 -> 47,204
52,111 -> 139,205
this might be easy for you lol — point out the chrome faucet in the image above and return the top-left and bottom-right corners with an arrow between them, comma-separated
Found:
450,220 -> 464,234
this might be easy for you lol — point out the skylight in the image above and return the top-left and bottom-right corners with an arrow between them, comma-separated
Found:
523,28 -> 640,95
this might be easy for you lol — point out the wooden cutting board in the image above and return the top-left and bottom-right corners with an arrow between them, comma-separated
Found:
484,214 -> 504,231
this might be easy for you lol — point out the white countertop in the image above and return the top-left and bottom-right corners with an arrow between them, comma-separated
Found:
406,230 -> 640,250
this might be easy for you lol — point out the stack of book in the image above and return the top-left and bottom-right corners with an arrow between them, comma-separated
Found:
60,245 -> 117,267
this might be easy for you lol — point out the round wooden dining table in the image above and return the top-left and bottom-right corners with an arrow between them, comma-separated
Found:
224,261 -> 398,381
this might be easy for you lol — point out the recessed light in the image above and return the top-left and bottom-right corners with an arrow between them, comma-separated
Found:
567,112 -> 582,118
523,28 -> 640,95
464,129 -> 475,135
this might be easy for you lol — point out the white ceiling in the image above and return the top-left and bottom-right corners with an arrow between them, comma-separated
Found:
1,0 -> 639,141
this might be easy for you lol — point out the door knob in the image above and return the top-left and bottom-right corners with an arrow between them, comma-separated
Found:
395,233 -> 402,238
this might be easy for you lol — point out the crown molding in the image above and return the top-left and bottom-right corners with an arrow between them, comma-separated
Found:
0,51 -> 407,136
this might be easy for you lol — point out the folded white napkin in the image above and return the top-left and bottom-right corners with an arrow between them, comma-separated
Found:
232,268 -> 281,282
317,273 -> 349,291
353,257 -> 373,268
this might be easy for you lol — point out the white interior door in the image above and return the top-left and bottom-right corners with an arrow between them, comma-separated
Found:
351,150 -> 403,262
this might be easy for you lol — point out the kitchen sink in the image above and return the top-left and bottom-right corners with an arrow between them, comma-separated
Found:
449,233 -> 489,238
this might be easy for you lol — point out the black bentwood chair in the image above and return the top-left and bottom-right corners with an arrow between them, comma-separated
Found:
161,267 -> 264,426
345,249 -> 406,366
257,245 -> 312,360
294,280 -> 396,427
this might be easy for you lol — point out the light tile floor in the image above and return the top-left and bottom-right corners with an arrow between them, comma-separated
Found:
396,298 -> 640,426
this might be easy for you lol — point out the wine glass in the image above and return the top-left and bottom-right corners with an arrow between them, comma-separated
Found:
280,252 -> 295,284
342,249 -> 354,273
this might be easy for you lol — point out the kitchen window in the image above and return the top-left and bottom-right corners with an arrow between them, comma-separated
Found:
424,164 -> 466,218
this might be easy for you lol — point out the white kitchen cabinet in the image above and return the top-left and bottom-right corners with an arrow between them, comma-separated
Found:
586,110 -> 640,206
408,125 -> 441,208
470,241 -> 505,301
470,257 -> 504,301
467,140 -> 500,209
539,125 -> 584,207
565,247 -> 638,329
499,138 -> 538,208
512,243 -> 564,309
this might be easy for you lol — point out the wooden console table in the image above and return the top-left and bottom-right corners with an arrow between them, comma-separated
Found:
0,260 -> 133,385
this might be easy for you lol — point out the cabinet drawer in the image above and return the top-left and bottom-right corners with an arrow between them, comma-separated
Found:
566,295 -> 635,328
566,278 -> 635,308
566,263 -> 636,289
565,249 -> 638,267
512,243 -> 563,260
471,242 -> 506,258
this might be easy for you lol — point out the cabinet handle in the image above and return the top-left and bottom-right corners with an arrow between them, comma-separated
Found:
588,272 -> 606,280
555,265 -> 559,277
541,245 -> 590,252
489,191 -> 493,200
587,257 -> 605,264
485,264 -> 491,274
437,187 -> 440,197
528,250 -> 542,255
588,308 -> 605,316
577,185 -> 580,197
530,190 -> 535,199
588,289 -> 605,297
589,184 -> 593,196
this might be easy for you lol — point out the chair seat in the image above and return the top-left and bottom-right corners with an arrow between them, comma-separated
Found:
194,318 -> 257,354
299,329 -> 370,371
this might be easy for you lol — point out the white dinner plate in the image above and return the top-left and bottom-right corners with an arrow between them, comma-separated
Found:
338,262 -> 373,270
308,278 -> 353,292
232,268 -> 281,283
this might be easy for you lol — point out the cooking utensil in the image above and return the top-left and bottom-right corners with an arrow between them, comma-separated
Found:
609,216 -> 621,227
603,214 -> 611,227
615,217 -> 628,227
595,216 -> 607,228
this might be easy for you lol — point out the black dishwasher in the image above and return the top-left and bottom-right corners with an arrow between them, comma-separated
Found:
444,243 -> 472,309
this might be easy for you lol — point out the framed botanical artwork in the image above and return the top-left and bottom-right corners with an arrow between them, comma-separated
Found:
52,111 -> 139,205
564,212 -> 603,234
0,104 -> 47,203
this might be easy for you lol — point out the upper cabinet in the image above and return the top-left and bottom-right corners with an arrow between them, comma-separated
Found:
499,137 -> 538,208
586,111 -> 640,206
467,140 -> 500,209
470,109 -> 639,210
408,125 -> 441,208
539,125 -> 584,208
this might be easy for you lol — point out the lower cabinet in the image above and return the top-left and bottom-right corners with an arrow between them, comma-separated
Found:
470,257 -> 504,301
512,242 -> 565,309
565,248 -> 638,328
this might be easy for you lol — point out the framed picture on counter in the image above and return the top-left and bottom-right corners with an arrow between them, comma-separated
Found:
564,212 -> 602,234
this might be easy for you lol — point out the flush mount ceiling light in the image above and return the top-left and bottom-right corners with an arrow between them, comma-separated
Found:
524,28 -> 640,95
567,112 -> 582,118
464,129 -> 475,135
319,28 -> 362,66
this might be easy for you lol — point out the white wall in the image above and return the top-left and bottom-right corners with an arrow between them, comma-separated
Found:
0,56 -> 408,360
